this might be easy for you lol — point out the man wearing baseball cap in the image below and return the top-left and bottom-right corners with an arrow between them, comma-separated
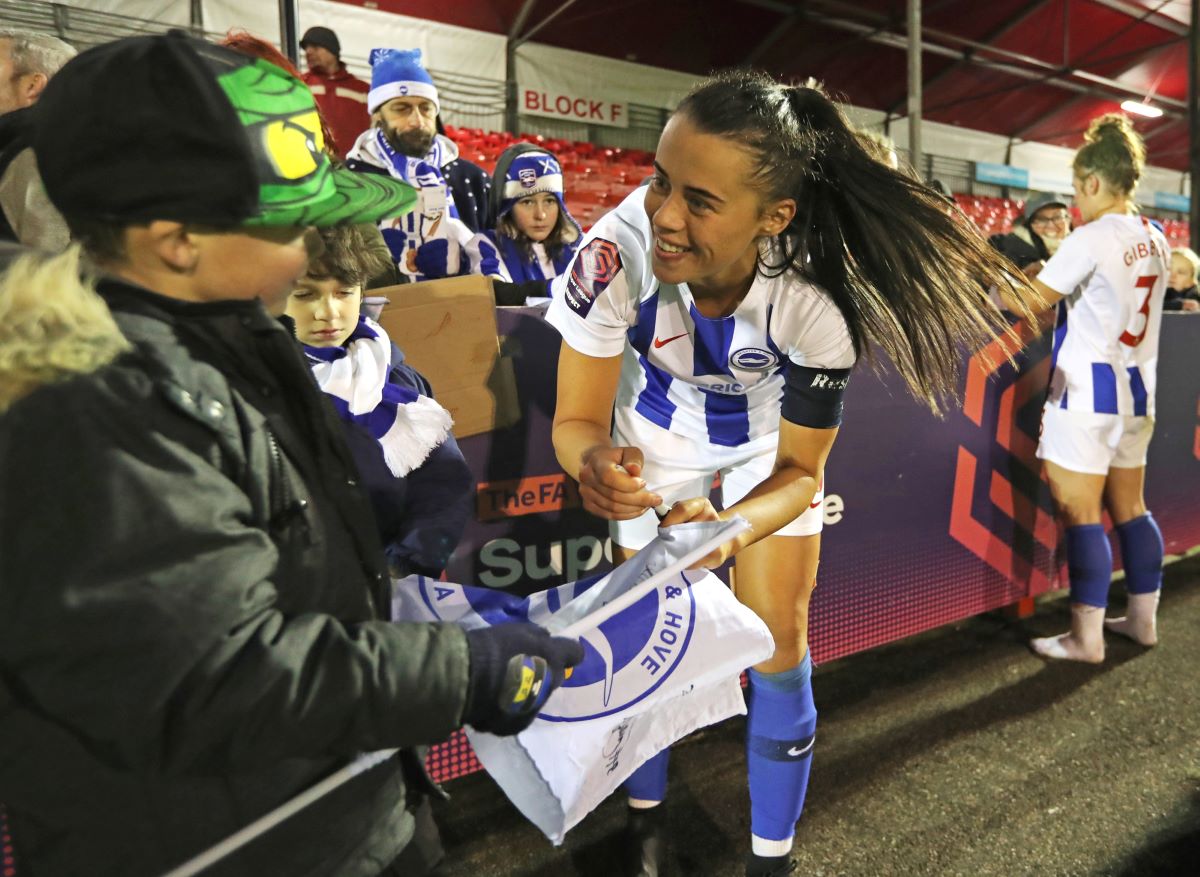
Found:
0,31 -> 582,876
300,24 -> 369,158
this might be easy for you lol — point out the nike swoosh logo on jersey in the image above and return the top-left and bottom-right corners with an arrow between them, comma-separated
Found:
653,332 -> 689,348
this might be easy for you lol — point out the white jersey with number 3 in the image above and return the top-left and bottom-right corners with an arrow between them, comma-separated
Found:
1038,214 -> 1169,417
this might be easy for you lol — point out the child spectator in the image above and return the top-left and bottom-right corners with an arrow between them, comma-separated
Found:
1164,246 -> 1200,312
285,223 -> 473,578
0,33 -> 581,875
484,143 -> 582,302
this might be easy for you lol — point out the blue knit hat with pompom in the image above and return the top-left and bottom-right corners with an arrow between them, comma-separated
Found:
368,48 -> 439,114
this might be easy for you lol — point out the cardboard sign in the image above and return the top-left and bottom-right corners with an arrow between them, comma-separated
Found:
374,276 -> 519,438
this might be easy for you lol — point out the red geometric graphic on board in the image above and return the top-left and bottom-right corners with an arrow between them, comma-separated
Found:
948,318 -> 1060,596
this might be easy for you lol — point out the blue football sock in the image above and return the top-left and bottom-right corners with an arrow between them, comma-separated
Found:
1116,513 -> 1163,595
624,748 -> 669,804
1065,524 -> 1113,608
746,651 -> 817,843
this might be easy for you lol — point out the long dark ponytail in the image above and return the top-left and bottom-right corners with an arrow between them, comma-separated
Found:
675,70 -> 1031,414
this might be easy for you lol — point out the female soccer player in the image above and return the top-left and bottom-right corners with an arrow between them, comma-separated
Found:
546,70 -> 1027,877
1018,114 -> 1170,664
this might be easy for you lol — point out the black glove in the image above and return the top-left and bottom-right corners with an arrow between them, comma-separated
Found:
492,278 -> 551,306
464,623 -> 585,736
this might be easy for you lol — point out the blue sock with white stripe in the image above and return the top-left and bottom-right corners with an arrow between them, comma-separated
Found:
624,748 -> 669,806
1066,524 -> 1112,608
746,652 -> 816,855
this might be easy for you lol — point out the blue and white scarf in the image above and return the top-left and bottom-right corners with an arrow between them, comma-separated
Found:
305,316 -> 452,477
372,129 -> 460,218
488,232 -> 581,286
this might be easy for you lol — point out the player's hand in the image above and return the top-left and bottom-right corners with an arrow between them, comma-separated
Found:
1181,299 -> 1200,313
658,498 -> 740,569
578,446 -> 662,520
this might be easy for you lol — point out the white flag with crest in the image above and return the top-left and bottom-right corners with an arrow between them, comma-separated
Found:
392,518 -> 774,844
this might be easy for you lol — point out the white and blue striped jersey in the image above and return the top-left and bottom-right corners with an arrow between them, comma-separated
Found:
1039,214 -> 1169,417
547,188 -> 855,447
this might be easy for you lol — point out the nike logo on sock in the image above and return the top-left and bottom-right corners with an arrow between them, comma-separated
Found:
653,332 -> 688,348
786,739 -> 815,758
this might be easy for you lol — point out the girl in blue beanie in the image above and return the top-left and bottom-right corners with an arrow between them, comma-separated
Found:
484,143 -> 583,299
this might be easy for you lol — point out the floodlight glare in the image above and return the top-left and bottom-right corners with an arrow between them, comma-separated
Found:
1120,100 -> 1163,118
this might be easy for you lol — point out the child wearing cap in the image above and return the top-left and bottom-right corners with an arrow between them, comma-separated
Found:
0,31 -> 582,877
483,143 -> 582,301
284,223 -> 473,579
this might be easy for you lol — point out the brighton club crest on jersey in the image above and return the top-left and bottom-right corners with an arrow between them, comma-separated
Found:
403,569 -> 697,721
730,347 -> 780,372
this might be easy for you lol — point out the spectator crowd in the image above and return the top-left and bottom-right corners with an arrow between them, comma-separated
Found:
0,19 -> 1194,877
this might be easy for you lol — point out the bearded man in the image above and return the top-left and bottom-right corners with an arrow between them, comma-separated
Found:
345,49 -> 500,281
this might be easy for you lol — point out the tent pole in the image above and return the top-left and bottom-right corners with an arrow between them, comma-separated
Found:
278,0 -> 298,65
908,0 -> 922,178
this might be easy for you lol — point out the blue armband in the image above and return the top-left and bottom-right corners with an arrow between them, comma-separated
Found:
780,364 -> 851,428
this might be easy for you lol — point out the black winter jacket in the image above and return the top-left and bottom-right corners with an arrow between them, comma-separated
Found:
1164,283 -> 1200,311
0,277 -> 471,876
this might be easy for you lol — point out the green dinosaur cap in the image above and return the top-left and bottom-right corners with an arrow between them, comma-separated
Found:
212,51 -> 416,227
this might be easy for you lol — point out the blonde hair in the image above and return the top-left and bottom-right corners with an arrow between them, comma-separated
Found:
1172,246 -> 1200,283
0,245 -> 130,412
1072,113 -> 1145,196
